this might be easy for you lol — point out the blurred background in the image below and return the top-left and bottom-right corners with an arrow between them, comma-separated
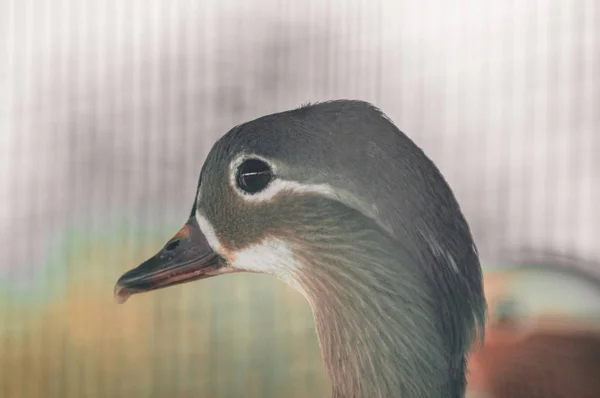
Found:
0,0 -> 598,397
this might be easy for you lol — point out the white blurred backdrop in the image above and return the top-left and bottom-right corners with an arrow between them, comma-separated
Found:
0,0 -> 599,298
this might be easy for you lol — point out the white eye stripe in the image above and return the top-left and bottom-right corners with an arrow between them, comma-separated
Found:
227,153 -> 340,203
197,154 -> 390,238
236,178 -> 339,202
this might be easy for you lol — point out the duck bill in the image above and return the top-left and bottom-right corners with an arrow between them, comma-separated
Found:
114,216 -> 225,304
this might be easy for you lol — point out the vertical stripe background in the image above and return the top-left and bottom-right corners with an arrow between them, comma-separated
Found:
0,1 -> 598,397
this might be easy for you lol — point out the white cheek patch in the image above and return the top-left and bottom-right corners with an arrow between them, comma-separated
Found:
195,210 -> 306,295
230,239 -> 310,302
229,238 -> 305,291
229,238 -> 298,274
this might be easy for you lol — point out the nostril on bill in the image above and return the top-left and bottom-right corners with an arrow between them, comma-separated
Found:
165,239 -> 181,252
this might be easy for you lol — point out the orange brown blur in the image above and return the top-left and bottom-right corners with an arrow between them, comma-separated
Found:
467,270 -> 600,398
468,327 -> 600,398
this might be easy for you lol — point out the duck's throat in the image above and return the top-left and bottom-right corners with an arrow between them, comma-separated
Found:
298,258 -> 469,398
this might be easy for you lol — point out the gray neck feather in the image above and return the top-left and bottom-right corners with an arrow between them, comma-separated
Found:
293,223 -> 475,398
274,195 -> 483,398
299,251 -> 450,398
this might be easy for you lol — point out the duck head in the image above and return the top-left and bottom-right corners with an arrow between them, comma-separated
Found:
115,100 -> 486,398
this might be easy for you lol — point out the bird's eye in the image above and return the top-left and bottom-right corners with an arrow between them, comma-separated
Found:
236,158 -> 273,194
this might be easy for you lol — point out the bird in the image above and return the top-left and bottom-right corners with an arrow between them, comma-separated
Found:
467,253 -> 600,398
114,99 -> 487,398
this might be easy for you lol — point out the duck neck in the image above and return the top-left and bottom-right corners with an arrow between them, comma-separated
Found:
297,244 -> 469,398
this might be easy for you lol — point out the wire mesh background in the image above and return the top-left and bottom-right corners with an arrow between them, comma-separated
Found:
0,0 -> 598,397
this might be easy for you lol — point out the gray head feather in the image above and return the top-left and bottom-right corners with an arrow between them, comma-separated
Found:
196,100 -> 486,398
